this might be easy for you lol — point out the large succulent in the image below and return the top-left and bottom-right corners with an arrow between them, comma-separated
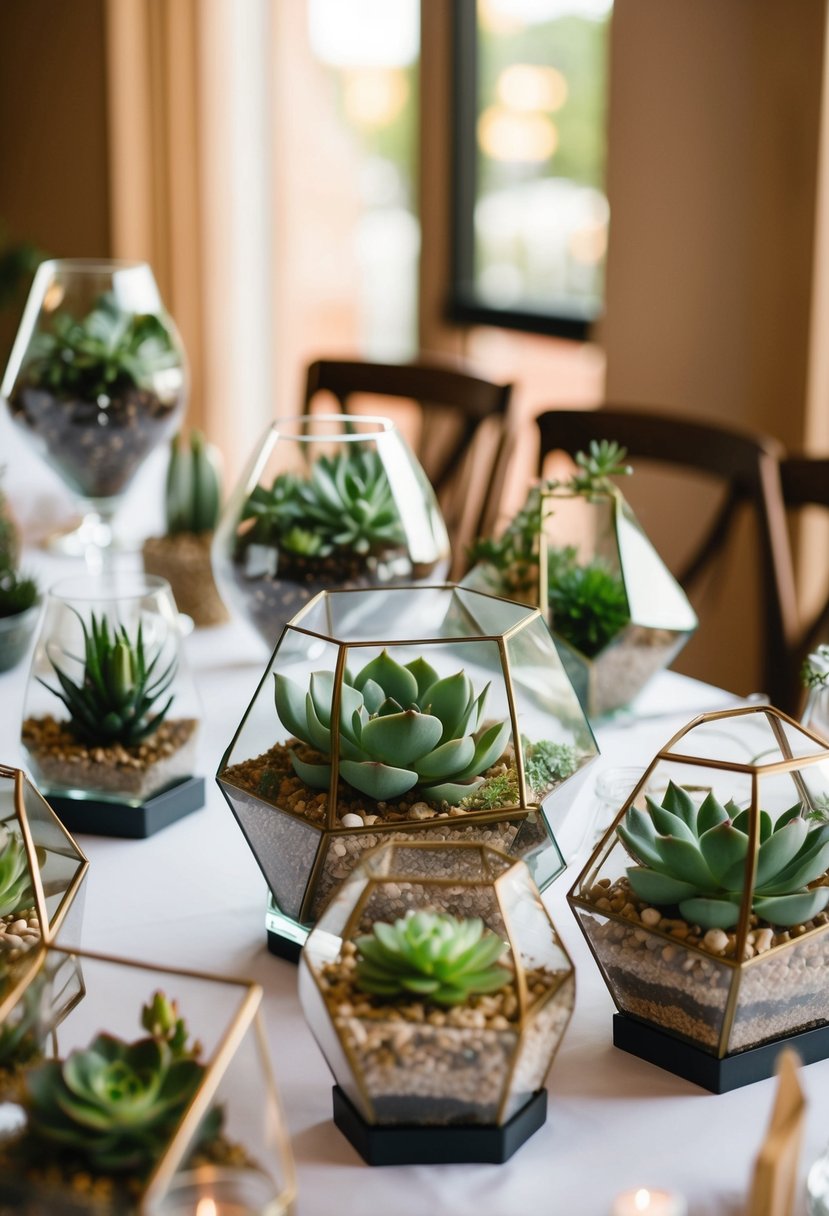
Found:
355,911 -> 509,1006
24,295 -> 179,402
0,827 -> 33,919
39,611 -> 177,747
618,781 -> 829,930
275,650 -> 510,803
24,991 -> 219,1175
244,446 -> 405,558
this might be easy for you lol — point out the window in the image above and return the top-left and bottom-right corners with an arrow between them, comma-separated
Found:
451,0 -> 612,339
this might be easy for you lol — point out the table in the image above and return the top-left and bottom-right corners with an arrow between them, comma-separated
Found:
1,544 -> 825,1216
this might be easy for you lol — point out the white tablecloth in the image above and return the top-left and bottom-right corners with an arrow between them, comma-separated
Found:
1,544 -> 824,1216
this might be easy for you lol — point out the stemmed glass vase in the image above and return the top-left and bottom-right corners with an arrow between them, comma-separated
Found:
1,259 -> 187,559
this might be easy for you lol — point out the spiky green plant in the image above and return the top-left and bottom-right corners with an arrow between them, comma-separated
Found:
617,781 -> 829,930
0,569 -> 38,620
244,446 -> 405,559
39,612 -> 177,747
24,991 -> 219,1175
546,551 -> 629,658
0,828 -> 33,919
275,650 -> 510,804
568,440 -> 632,495
165,430 -> 221,535
354,911 -> 509,1006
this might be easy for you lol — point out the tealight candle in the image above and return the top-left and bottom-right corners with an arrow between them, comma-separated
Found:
611,1187 -> 688,1216
154,1167 -> 286,1216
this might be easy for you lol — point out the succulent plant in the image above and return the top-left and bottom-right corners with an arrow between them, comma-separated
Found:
618,781 -> 829,930
39,611 -> 177,747
165,430 -> 222,535
354,911 -> 509,1006
275,650 -> 510,803
24,990 -> 219,1175
24,294 -> 179,402
568,439 -> 632,495
0,470 -> 20,570
244,446 -> 405,558
803,644 -> 829,690
0,568 -> 38,620
0,828 -> 33,919
546,548 -> 629,658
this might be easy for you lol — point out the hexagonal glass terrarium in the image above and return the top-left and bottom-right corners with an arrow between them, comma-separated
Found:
217,585 -> 598,955
0,946 -> 296,1215
465,475 -> 698,718
298,840 -> 575,1163
568,706 -> 829,1089
0,764 -> 88,961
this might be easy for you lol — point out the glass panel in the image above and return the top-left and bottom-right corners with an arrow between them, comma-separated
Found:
728,926 -> 829,1054
19,777 -> 86,936
616,500 -> 698,631
662,708 -> 825,766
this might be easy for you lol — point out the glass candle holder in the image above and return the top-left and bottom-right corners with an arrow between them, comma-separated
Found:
151,1166 -> 289,1216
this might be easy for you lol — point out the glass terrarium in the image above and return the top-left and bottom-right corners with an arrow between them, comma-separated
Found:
568,705 -> 829,1088
1,259 -> 187,557
217,584 -> 598,956
298,840 -> 575,1164
212,415 -> 450,650
0,764 -> 88,964
464,451 -> 697,718
0,946 -> 295,1215
803,644 -> 829,742
21,574 -> 203,837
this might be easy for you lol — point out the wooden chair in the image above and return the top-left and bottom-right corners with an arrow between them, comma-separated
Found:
303,358 -> 515,578
778,455 -> 829,704
535,406 -> 800,711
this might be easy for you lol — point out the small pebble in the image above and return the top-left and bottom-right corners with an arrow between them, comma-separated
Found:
703,928 -> 729,955
340,813 -> 363,829
640,907 -> 661,928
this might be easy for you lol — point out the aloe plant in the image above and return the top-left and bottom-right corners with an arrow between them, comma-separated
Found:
244,446 -> 405,559
355,911 -> 509,1006
24,295 -> 179,402
275,650 -> 510,803
39,612 -> 176,747
617,781 -> 829,930
0,828 -> 33,919
165,430 -> 221,535
24,991 -> 219,1175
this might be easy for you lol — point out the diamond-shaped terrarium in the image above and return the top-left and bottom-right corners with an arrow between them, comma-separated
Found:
217,585 -> 598,960
568,705 -> 829,1092
0,764 -> 88,964
298,839 -> 575,1165
0,946 -> 296,1215
464,443 -> 698,717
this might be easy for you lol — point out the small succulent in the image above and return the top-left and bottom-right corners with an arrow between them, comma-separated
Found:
165,430 -> 221,535
355,911 -> 509,1006
568,440 -> 632,495
803,645 -> 829,691
39,611 -> 176,747
24,294 -> 179,401
0,983 -> 42,1071
0,828 -> 33,919
24,991 -> 219,1175
523,738 -> 579,792
275,650 -> 510,803
0,568 -> 38,620
618,781 -> 829,930
0,470 -> 20,570
244,446 -> 405,558
546,548 -> 629,658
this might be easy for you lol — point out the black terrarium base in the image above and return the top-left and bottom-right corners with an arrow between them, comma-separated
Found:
331,1085 -> 548,1166
267,928 -> 304,964
45,776 -> 205,839
613,1013 -> 829,1094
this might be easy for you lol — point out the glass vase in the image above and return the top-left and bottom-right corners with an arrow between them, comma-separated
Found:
212,414 -> 450,648
1,259 -> 187,560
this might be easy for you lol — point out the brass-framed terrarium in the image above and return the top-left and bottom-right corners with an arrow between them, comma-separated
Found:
0,764 -> 88,961
217,584 -> 598,960
0,946 -> 296,1215
464,442 -> 698,718
298,839 -> 575,1165
568,705 -> 829,1092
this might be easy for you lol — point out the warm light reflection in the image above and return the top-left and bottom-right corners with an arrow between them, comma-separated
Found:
569,222 -> 608,265
498,64 -> 568,112
196,1199 -> 218,1216
479,0 -> 525,33
42,283 -> 65,313
343,68 -> 409,130
478,107 -> 558,162
635,1191 -> 652,1212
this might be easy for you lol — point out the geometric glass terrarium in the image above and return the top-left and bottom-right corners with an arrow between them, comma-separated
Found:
21,573 -> 204,838
0,946 -> 296,1215
0,764 -> 88,961
298,840 -> 575,1165
217,584 -> 598,959
568,705 -> 829,1092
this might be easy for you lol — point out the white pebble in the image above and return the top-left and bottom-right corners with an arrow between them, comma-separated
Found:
332,841 -> 347,857
341,813 -> 364,829
9,920 -> 27,934
640,908 -> 661,928
3,935 -> 25,949
703,928 -> 729,954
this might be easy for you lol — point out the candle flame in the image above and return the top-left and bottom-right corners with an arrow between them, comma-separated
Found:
634,1191 -> 651,1212
196,1200 -> 218,1216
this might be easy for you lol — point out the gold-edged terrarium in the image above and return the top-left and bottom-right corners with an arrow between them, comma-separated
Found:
298,840 -> 575,1164
216,584 -> 598,958
568,705 -> 829,1091
464,446 -> 697,717
0,946 -> 296,1215
0,764 -> 88,962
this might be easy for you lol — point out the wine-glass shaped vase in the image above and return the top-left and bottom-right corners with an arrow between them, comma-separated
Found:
1,258 -> 188,561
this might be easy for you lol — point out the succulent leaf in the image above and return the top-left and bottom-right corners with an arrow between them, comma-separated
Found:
677,896 -> 742,930
0,829 -> 33,918
338,760 -> 418,801
625,867 -> 699,905
359,710 -> 443,766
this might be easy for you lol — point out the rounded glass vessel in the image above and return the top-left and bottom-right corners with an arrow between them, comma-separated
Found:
2,259 -> 187,554
21,574 -> 200,805
212,415 -> 450,648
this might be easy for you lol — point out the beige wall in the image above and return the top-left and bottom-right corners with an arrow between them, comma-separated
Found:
601,0 -> 827,696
